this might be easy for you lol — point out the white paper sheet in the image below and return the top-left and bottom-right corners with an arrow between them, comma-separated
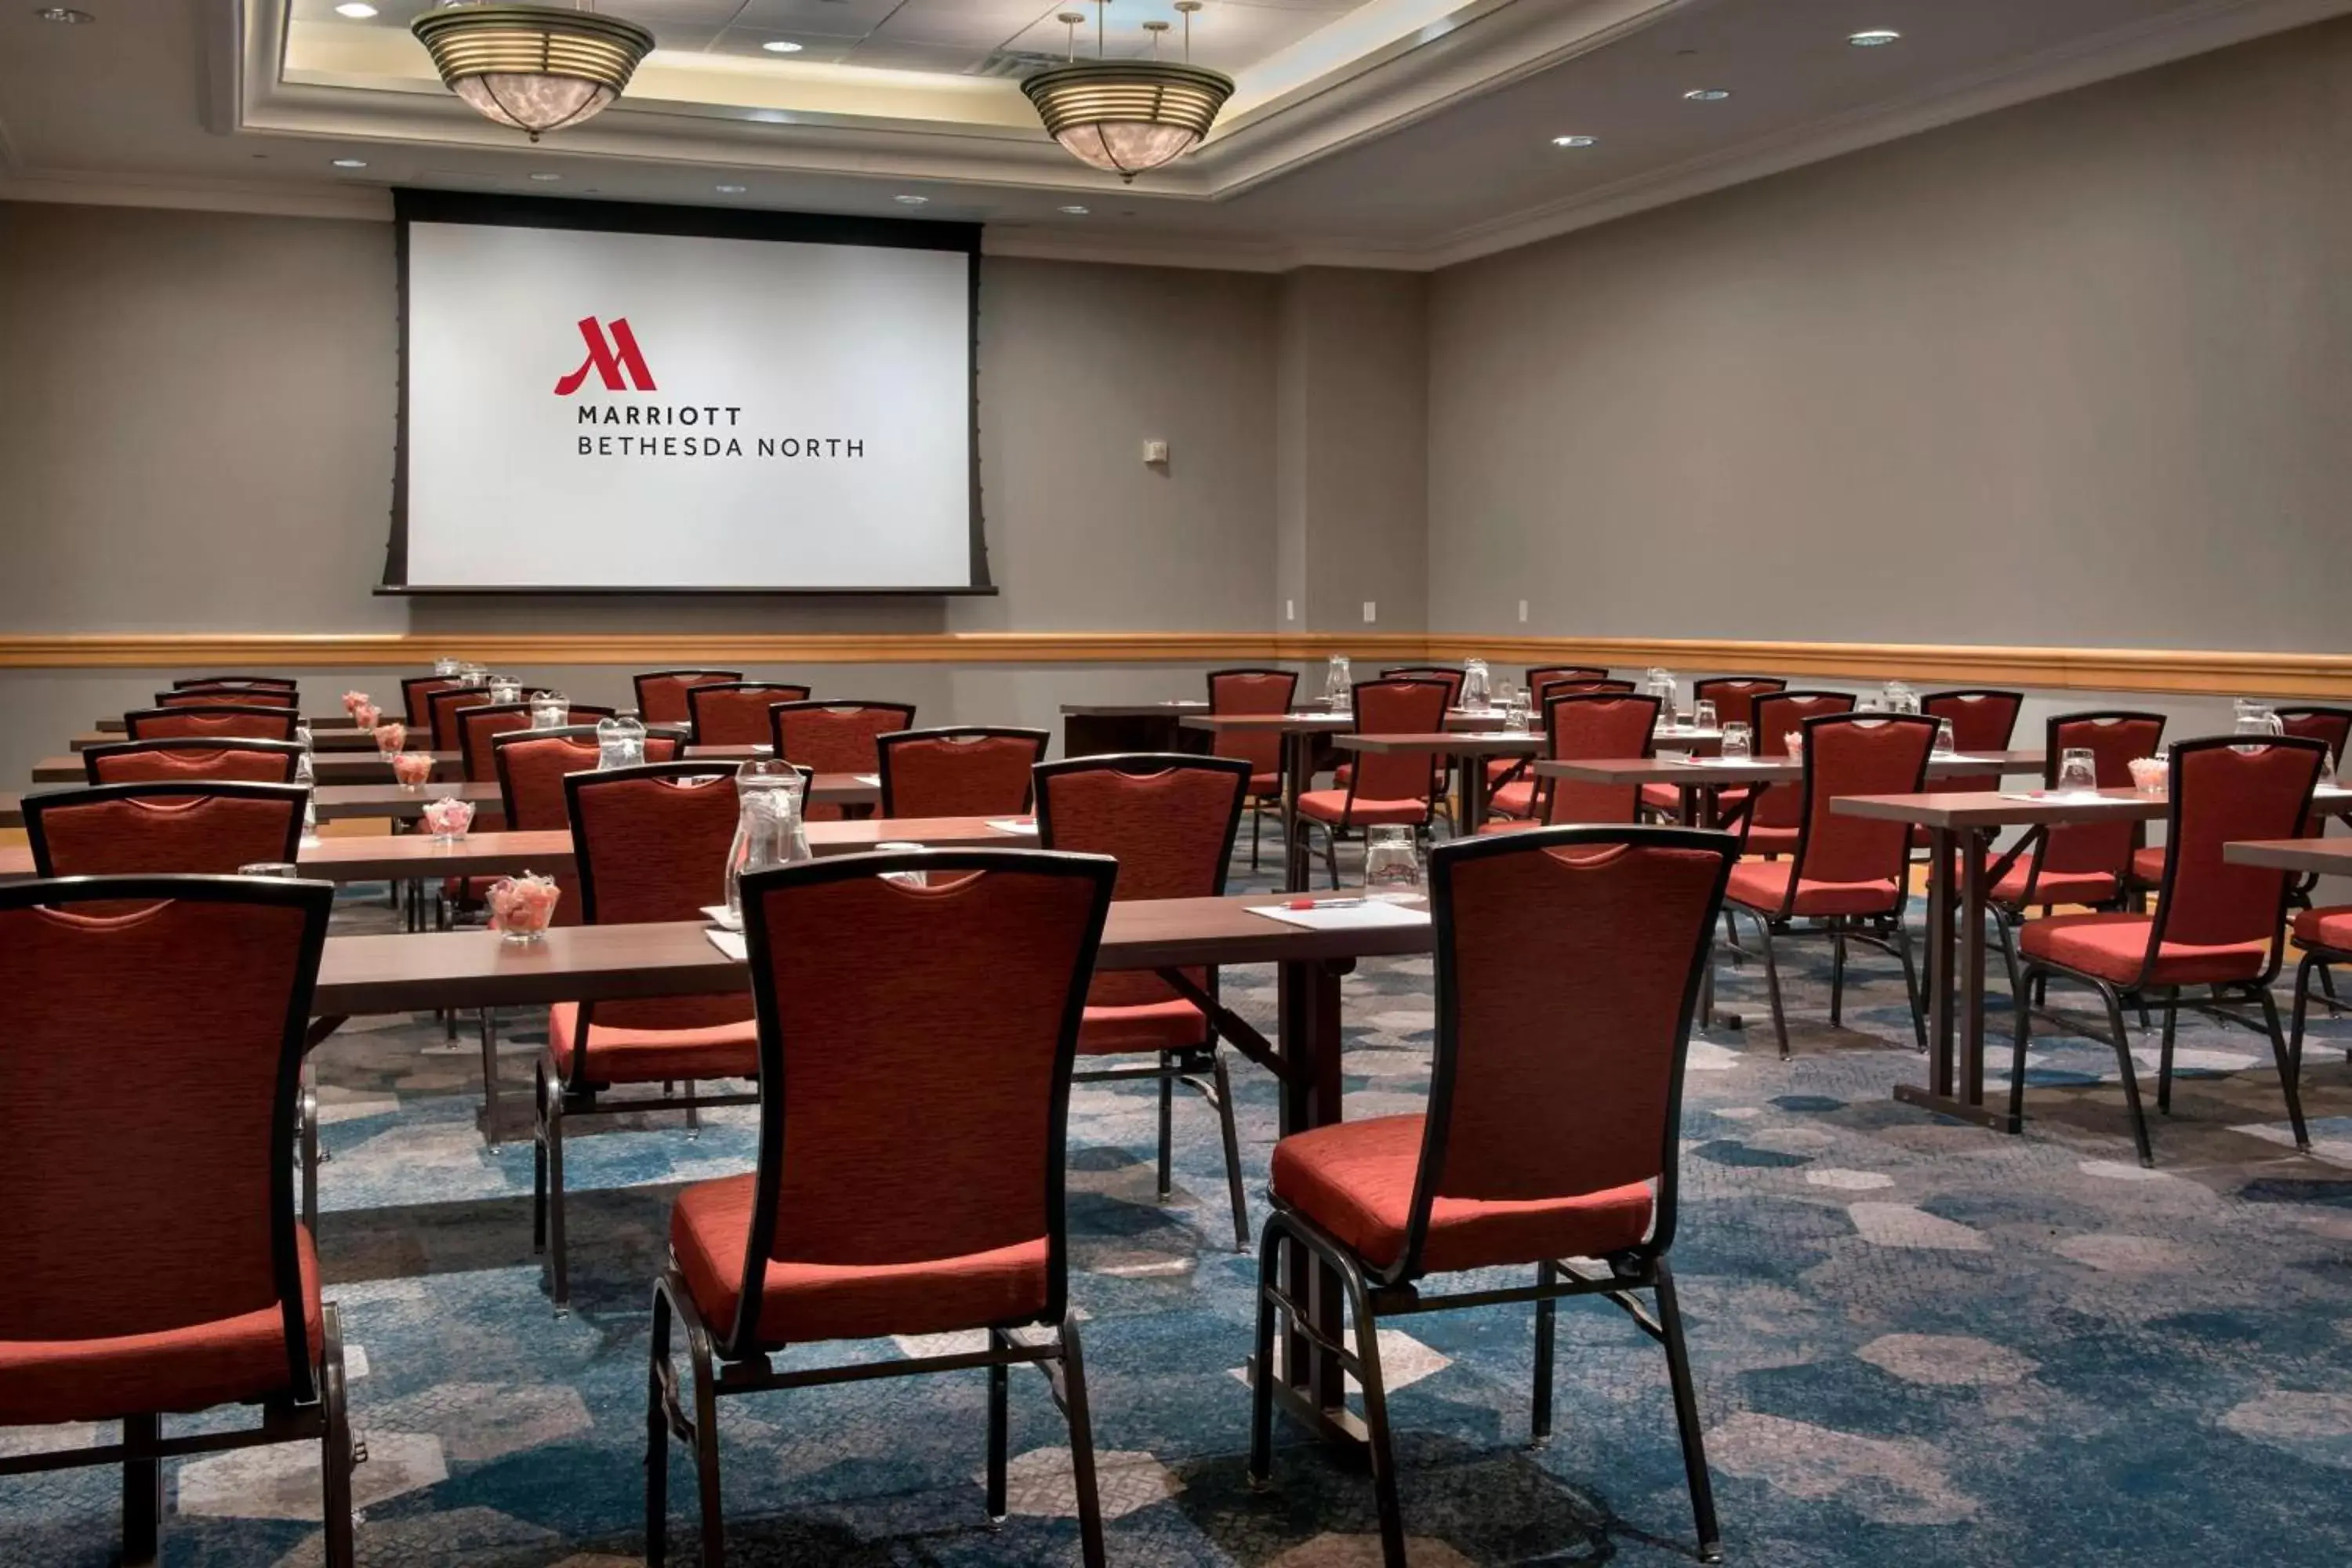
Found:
701,904 -> 739,931
853,773 -> 880,786
706,928 -> 747,961
986,819 -> 1038,835
1248,901 -> 1432,931
1671,757 -> 1766,768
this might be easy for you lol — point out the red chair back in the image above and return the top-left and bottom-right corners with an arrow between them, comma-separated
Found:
770,702 -> 917,818
2143,738 -> 2324,959
0,875 -> 332,1396
1036,753 -> 1248,1010
24,782 -> 308,878
2278,706 -> 2352,768
1785,715 -> 1937,887
2038,712 -> 2166,881
1345,679 -> 1453,804
401,675 -> 465,729
1921,688 -> 2023,795
877,727 -> 1048,818
1692,677 -> 1787,729
1380,666 -> 1464,706
123,705 -> 299,743
1535,677 -> 1633,706
1400,826 -> 1735,1279
727,850 -> 1115,1353
1537,693 -> 1661,825
82,738 -> 303,786
492,725 -> 686,832
634,670 -> 745,728
1206,668 -> 1298,786
170,675 -> 298,691
1748,691 -> 1856,830
456,702 -> 618,782
156,687 -> 298,710
1525,666 -> 1608,690
564,762 -> 754,1033
688,682 -> 813,746
425,686 -> 497,753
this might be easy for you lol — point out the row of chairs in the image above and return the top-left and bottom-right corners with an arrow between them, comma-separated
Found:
1,824 -> 1740,1568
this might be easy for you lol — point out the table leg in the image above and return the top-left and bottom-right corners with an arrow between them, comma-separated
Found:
1281,731 -> 1311,894
1265,956 -> 1366,1454
1893,826 -> 2016,1131
1462,746 -> 1494,835
1958,828 -> 1998,1119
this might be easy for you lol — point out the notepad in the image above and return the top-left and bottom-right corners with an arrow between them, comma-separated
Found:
2000,789 -> 2105,803
853,773 -> 880,786
1249,902 -> 1432,931
701,904 -> 739,931
706,928 -> 746,961
1671,756 -> 1762,768
1940,753 -> 2003,765
986,819 -> 1038,835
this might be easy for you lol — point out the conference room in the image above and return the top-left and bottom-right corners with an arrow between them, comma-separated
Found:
3,2 -> 2349,1565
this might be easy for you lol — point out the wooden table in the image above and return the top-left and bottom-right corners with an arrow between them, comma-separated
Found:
1333,731 -> 1545,832
0,817 -> 1038,884
2224,837 -> 2352,877
91,714 -> 358,737
0,772 -> 882,829
1058,701 -> 1211,758
34,750 -> 467,785
309,891 -> 1435,1455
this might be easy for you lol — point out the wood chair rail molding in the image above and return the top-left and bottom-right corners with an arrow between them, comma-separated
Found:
0,633 -> 2343,698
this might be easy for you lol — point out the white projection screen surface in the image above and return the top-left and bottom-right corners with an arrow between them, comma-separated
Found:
392,197 -> 983,593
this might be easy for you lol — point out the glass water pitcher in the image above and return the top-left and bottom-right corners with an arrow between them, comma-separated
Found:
596,715 -> 648,770
1324,654 -> 1353,714
1461,658 -> 1491,713
724,765 -> 811,927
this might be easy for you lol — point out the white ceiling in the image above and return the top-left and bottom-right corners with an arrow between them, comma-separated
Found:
2,0 -> 2346,270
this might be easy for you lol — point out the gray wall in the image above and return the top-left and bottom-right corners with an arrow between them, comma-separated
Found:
1426,18 -> 2352,652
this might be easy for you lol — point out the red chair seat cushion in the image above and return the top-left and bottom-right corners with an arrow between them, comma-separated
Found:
1485,757 -> 1525,783
1475,819 -> 1544,836
1490,779 -> 1536,818
2019,912 -> 2270,987
1296,789 -> 1428,827
1638,782 -> 1682,816
1991,866 -> 2120,908
549,1003 -> 758,1084
670,1174 -> 1048,1345
1270,1115 -> 1653,1275
0,1228 -> 323,1426
2292,905 -> 2352,953
1248,771 -> 1281,797
1332,763 -> 1353,788
1725,860 -> 1901,918
1740,824 -> 1798,857
2130,846 -> 2165,884
1078,999 -> 1207,1055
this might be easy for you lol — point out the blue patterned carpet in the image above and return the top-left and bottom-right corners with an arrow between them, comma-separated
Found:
6,827 -> 2352,1566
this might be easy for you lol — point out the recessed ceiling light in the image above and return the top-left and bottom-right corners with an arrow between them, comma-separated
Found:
1058,204 -> 1090,215
528,172 -> 561,181
333,2 -> 377,17
714,183 -> 746,194
1552,134 -> 1597,147
330,158 -> 368,169
1848,28 -> 1901,47
1683,88 -> 1732,102
34,5 -> 93,20
760,38 -> 802,53
894,194 -> 928,205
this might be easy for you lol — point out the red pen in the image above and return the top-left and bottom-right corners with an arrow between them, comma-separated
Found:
1284,897 -> 1370,910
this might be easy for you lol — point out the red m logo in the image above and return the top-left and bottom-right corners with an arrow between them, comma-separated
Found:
554,317 -> 657,395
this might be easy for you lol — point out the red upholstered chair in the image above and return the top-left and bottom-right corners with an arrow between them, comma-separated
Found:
155,685 -> 298,709
539,762 -> 765,1310
82,736 -> 303,786
877,726 -> 1049,818
1532,675 -> 1633,707
1912,689 -> 2024,848
170,673 -> 298,691
123,704 -> 299,742
24,782 -> 308,877
633,669 -> 744,728
492,724 -> 688,834
1207,667 -> 1298,869
1036,753 -> 1254,1249
455,701 -> 618,782
1523,664 -> 1609,692
2229,706 -> 2352,912
768,699 -> 916,820
2009,737 -> 2325,1165
1295,678 -> 1451,888
1485,691 -> 1661,827
1987,713 -> 2167,973
686,681 -> 811,746
649,848 -> 1117,1567
1379,666 -> 1464,706
1719,715 -> 1933,1058
1250,825 -> 1737,1566
400,673 -> 465,728
425,685 -> 501,753
1729,690 -> 1857,855
2288,904 -> 2352,1076
0,874 -> 354,1568
1638,676 -> 1788,820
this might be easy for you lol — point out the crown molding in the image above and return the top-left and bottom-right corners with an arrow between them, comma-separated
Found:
1427,0 -> 2352,267
981,226 -> 1428,274
0,168 -> 393,223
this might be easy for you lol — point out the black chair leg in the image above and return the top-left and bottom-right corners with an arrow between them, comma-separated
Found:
1893,923 -> 1927,1053
1655,1261 -> 1723,1563
985,1328 -> 1010,1523
645,1285 -> 673,1568
1755,913 -> 1791,1060
544,1096 -> 570,1313
2256,985 -> 2311,1151
1156,1052 -> 1175,1203
2009,966 -> 2037,1130
2156,993 -> 2178,1114
2095,982 -> 2156,1167
1341,1268 -> 1409,1568
1247,1223 -> 1283,1488
1250,800 -> 1264,871
1828,929 -> 1848,1028
2291,953 -> 2318,1081
1323,826 -> 1341,891
478,1007 -> 501,1149
1532,1260 -> 1557,1446
321,1307 -> 356,1568
1056,1315 -> 1110,1568
1210,1050 -> 1251,1252
122,1413 -> 161,1568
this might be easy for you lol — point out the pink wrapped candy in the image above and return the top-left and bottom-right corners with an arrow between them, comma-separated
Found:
422,795 -> 474,840
488,873 -> 560,942
391,752 -> 434,788
373,720 -> 406,758
351,701 -> 382,731
341,689 -> 372,717
1784,731 -> 1806,760
2128,757 -> 2167,795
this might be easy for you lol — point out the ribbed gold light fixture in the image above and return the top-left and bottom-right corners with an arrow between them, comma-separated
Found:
411,3 -> 655,142
1022,2 -> 1233,182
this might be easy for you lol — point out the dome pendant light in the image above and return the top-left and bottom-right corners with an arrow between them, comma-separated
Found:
412,2 -> 656,142
1022,1 -> 1234,182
